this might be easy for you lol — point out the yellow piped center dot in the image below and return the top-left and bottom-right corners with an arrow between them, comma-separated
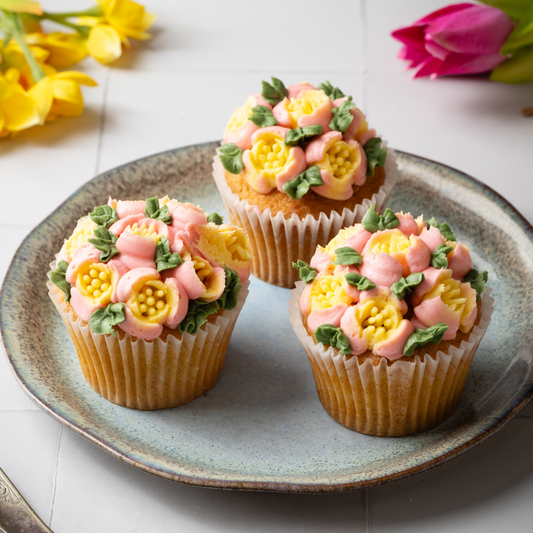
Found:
76,263 -> 113,305
219,227 -> 251,261
130,280 -> 169,323
310,274 -> 352,310
183,253 -> 222,300
370,233 -> 410,255
65,217 -> 97,259
423,277 -> 467,314
127,221 -> 161,242
325,141 -> 358,179
356,299 -> 402,348
287,89 -> 328,126
324,225 -> 362,256
250,135 -> 288,174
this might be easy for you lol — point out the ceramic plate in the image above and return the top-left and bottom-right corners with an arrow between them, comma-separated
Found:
2,142 -> 533,493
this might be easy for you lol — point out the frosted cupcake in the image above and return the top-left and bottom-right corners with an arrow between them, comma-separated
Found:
289,206 -> 492,436
213,77 -> 397,288
48,196 -> 251,410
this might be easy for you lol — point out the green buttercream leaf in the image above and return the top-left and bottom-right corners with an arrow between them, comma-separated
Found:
344,273 -> 376,291
89,205 -> 118,228
391,272 -> 425,300
249,105 -> 278,127
317,80 -> 345,100
155,236 -> 183,272
261,76 -> 288,106
284,125 -> 323,146
217,266 -> 241,310
88,226 -> 119,263
144,196 -> 172,224
50,260 -> 71,302
315,324 -> 352,355
283,165 -> 323,200
361,205 -> 400,233
425,217 -> 456,242
403,323 -> 449,356
207,212 -> 224,225
219,143 -> 244,175
329,99 -> 355,134
332,247 -> 363,266
364,137 -> 387,177
178,300 -> 219,335
89,303 -> 126,336
464,268 -> 489,302
292,259 -> 318,283
431,243 -> 453,269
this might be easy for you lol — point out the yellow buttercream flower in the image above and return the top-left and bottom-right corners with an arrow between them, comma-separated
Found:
78,0 -> 156,64
0,73 -> 40,136
24,32 -> 87,68
310,273 -> 352,311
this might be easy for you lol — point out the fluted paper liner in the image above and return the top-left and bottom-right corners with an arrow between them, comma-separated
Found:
289,281 -> 494,436
47,261 -> 249,410
212,141 -> 398,288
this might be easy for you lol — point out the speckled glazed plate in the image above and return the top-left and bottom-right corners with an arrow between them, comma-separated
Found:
2,142 -> 533,493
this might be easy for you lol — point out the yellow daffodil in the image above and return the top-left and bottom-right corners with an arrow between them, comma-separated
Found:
24,32 -> 87,68
0,39 -> 49,70
0,71 -> 40,136
78,0 -> 155,64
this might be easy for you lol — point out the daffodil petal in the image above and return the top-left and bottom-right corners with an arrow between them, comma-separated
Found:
0,107 -> 5,132
76,16 -> 103,27
1,84 -> 40,131
53,71 -> 98,87
52,97 -> 84,118
28,76 -> 53,124
51,79 -> 83,104
86,24 -> 122,64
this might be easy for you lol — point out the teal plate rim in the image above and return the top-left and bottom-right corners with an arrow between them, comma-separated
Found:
2,141 -> 533,493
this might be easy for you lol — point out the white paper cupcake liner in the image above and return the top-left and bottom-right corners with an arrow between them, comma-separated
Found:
47,261 -> 249,410
289,281 -> 494,436
212,141 -> 398,288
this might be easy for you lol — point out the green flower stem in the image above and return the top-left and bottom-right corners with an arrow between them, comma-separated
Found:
39,12 -> 91,36
42,6 -> 103,18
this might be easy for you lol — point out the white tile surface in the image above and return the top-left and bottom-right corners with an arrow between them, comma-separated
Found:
371,418 -> 533,532
52,429 -> 367,533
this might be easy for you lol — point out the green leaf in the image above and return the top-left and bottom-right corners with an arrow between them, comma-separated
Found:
431,244 -> 453,269
403,323 -> 449,356
344,273 -> 376,291
284,125 -> 323,146
364,137 -> 387,177
155,236 -> 183,272
464,268 -> 489,302
207,212 -> 224,225
178,300 -> 219,335
491,44 -> 533,83
314,324 -> 352,355
219,143 -> 244,175
501,4 -> 533,53
89,303 -> 126,336
50,260 -> 71,302
89,205 -> 118,228
391,273 -> 425,300
332,247 -> 363,266
217,266 -> 241,310
261,76 -> 288,106
478,0 -> 532,20
248,105 -> 278,127
282,165 -> 323,200
329,99 -> 355,134
361,205 -> 400,233
425,217 -> 456,242
144,196 -> 172,225
317,80 -> 345,100
292,259 -> 318,283
88,226 -> 119,263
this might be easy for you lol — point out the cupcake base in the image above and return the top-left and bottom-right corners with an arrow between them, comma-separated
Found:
212,144 -> 398,288
48,266 -> 249,410
289,282 -> 493,436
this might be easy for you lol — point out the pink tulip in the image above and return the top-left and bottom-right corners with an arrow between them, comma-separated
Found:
392,3 -> 514,79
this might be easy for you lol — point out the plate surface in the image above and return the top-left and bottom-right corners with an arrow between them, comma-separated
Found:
2,142 -> 533,493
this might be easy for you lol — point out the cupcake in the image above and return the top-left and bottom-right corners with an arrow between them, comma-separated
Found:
47,196 -> 251,410
213,77 -> 398,288
289,206 -> 492,436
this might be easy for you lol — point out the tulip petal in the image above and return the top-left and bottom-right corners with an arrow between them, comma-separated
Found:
490,44 -> 533,83
87,24 -> 122,64
392,25 -> 427,52
413,56 -> 443,78
416,3 -> 474,24
437,51 -> 507,76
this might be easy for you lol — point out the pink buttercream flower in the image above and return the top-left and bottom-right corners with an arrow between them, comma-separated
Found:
392,3 -> 514,79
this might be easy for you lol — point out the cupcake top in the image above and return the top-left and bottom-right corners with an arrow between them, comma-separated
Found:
50,196 -> 251,341
296,206 -> 488,361
221,77 -> 387,202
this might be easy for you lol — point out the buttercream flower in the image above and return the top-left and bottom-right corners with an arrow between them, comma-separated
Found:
79,0 -> 156,64
273,89 -> 333,130
59,216 -> 98,261
392,3 -> 514,79
223,94 -> 272,151
24,32 -> 87,69
116,267 -> 188,340
411,267 -> 477,339
241,126 -> 306,194
305,131 -> 367,200
0,73 -> 40,136
340,287 -> 413,359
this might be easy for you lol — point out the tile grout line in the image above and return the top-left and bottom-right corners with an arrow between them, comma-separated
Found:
360,0 -> 368,111
94,67 -> 111,177
48,425 -> 63,528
